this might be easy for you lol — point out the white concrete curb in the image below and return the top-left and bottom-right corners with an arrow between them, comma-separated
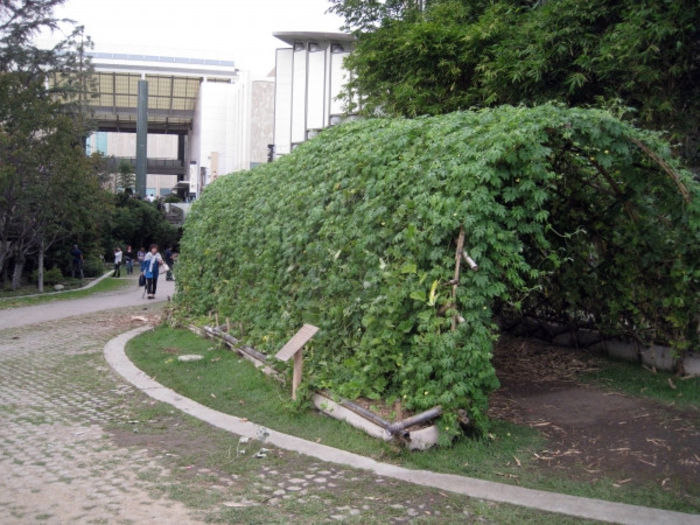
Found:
2,271 -> 114,300
105,326 -> 699,525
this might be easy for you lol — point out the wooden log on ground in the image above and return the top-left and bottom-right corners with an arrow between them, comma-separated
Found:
203,326 -> 267,362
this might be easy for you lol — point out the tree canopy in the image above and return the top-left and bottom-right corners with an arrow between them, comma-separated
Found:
0,0 -> 105,289
105,193 -> 179,255
330,0 -> 699,167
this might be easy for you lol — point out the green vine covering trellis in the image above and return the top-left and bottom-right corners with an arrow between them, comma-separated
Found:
175,105 -> 699,438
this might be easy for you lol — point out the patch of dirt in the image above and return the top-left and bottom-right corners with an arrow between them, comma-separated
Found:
109,414 -> 217,452
490,336 -> 700,491
352,397 -> 411,423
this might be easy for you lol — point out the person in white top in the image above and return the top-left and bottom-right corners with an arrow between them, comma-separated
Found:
113,247 -> 123,277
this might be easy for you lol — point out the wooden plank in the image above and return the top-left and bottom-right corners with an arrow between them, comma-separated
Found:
275,323 -> 319,362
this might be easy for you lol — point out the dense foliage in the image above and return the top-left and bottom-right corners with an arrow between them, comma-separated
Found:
331,0 -> 700,167
104,193 -> 180,256
0,1 -> 179,287
176,105 -> 698,436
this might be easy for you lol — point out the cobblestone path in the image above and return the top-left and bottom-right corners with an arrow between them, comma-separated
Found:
0,309 -> 203,524
0,302 -> 573,523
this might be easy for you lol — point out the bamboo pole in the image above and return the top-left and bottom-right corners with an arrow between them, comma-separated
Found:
452,227 -> 465,331
629,136 -> 690,203
387,406 -> 443,435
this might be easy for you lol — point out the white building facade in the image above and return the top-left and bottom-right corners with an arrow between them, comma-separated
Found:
272,32 -> 356,159
85,31 -> 355,197
86,53 -> 274,198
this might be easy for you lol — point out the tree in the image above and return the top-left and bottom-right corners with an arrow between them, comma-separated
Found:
105,194 -> 179,258
0,0 -> 103,290
117,159 -> 135,194
29,116 -> 108,291
331,0 -> 700,167
329,0 -> 429,31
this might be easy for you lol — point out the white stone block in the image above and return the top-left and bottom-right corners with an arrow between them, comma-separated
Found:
606,340 -> 639,362
682,353 -> 700,376
407,425 -> 439,450
640,345 -> 676,371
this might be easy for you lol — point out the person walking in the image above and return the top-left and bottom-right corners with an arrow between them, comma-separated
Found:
143,244 -> 167,299
164,246 -> 176,281
113,247 -> 123,277
137,247 -> 146,269
124,245 -> 135,275
70,244 -> 84,280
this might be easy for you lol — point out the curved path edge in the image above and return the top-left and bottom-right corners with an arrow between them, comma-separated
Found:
3,271 -> 113,300
105,326 -> 699,525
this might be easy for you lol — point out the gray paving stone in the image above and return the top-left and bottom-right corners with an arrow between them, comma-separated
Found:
0,311 -> 199,524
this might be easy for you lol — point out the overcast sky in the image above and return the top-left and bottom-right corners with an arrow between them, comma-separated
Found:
37,0 -> 345,77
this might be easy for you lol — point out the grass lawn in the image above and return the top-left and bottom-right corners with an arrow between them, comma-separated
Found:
127,326 -> 699,514
0,275 -> 132,310
0,276 -> 91,297
581,358 -> 700,407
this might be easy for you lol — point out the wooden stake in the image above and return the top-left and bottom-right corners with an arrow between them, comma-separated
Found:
226,317 -> 231,334
394,400 -> 403,421
292,350 -> 303,400
214,312 -> 219,328
452,226 -> 465,331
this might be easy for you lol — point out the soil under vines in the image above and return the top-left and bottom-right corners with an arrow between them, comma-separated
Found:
490,336 -> 700,495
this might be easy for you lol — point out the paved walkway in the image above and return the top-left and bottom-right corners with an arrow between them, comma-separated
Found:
0,276 -> 174,330
0,304 -> 198,523
1,283 -> 698,523
2,281 -> 539,523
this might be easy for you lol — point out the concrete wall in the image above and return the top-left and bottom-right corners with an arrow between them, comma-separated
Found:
189,93 -> 204,191
87,132 -> 179,195
186,73 -> 274,187
229,71 -> 251,173
193,80 -> 238,185
250,79 -> 275,166
273,47 -> 293,156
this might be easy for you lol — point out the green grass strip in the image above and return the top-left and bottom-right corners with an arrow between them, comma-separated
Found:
0,276 -> 132,310
126,326 -> 699,513
581,359 -> 699,406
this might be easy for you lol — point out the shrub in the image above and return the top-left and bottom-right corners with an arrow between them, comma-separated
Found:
83,256 -> 105,277
105,194 -> 179,257
164,194 -> 183,203
175,104 -> 698,437
31,267 -> 64,285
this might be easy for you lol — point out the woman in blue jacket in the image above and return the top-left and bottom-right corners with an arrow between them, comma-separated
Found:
143,244 -> 166,299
